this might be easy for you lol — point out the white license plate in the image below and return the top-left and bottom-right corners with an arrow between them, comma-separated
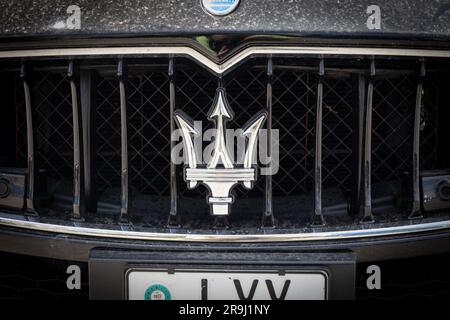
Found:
127,269 -> 328,300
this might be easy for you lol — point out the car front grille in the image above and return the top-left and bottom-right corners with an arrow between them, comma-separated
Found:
0,51 -> 449,236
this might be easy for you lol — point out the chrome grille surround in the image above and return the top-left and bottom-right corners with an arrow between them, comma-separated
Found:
0,44 -> 449,242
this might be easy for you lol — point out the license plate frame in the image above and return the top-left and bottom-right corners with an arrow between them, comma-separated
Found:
89,249 -> 355,299
126,267 -> 329,300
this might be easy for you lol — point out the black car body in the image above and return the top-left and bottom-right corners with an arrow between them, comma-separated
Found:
1,0 -> 450,300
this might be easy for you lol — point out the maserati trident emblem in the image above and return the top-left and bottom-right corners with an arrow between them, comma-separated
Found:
174,87 -> 266,216
201,0 -> 240,16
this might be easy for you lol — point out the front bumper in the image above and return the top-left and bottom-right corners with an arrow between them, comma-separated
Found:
2,221 -> 450,263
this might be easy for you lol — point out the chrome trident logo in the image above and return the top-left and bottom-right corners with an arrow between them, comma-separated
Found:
174,87 -> 266,216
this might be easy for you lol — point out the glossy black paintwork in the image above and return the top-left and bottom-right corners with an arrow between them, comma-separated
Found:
2,1 -> 450,64
1,0 -> 450,40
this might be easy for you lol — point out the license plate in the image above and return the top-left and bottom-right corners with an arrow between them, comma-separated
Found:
127,269 -> 328,300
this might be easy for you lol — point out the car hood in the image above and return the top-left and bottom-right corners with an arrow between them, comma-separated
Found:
1,0 -> 450,39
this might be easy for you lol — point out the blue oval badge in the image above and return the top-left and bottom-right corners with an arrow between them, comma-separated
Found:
202,0 -> 240,16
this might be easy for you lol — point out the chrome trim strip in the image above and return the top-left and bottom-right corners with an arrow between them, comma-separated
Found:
2,46 -> 450,74
1,215 -> 450,242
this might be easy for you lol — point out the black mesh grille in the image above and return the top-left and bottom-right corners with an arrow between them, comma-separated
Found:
16,72 -> 74,176
272,71 -> 316,196
8,58 -> 442,229
226,68 -> 266,197
95,76 -> 121,193
128,73 -> 171,195
372,75 -> 415,184
16,71 -> 74,201
34,72 -> 73,181
322,77 -> 355,191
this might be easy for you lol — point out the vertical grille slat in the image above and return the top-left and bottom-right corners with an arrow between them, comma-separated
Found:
312,58 -> 325,226
118,60 -> 129,223
361,59 -> 375,223
68,61 -> 83,220
410,61 -> 426,219
262,58 -> 275,228
80,70 -> 96,213
15,67 -> 75,213
354,75 -> 366,217
20,63 -> 37,215
168,58 -> 180,227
